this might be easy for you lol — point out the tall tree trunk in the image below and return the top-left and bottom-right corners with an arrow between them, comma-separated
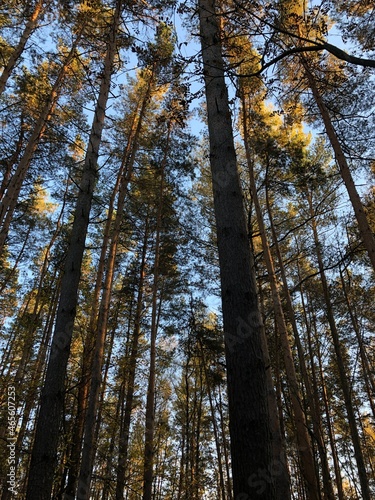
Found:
115,219 -> 149,499
242,94 -> 317,499
264,164 -> 335,500
198,0 -> 279,496
142,127 -> 171,500
0,0 -> 47,95
303,61 -> 375,273
78,63 -> 151,500
25,2 -> 121,497
307,192 -> 372,500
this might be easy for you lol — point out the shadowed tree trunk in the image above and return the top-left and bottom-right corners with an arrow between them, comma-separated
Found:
242,93 -> 317,499
198,0 -> 285,496
306,191 -> 372,500
25,2 -> 122,497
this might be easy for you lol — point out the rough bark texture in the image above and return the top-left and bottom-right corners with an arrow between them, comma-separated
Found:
198,0 -> 275,496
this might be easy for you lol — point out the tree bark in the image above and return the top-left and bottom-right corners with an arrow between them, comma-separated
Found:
0,23 -> 85,253
303,61 -> 375,273
307,192 -> 372,500
0,0 -> 47,95
198,0 -> 277,496
25,2 -> 120,497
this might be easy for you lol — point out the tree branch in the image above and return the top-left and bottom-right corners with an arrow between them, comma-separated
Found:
230,0 -> 375,75
235,43 -> 375,78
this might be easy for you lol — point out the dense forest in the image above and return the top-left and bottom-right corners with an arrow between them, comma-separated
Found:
0,0 -> 374,498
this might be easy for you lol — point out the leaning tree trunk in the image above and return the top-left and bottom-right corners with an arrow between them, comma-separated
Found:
303,61 -> 375,273
307,191 -> 372,500
0,23 -> 85,253
242,96 -> 317,499
0,0 -> 47,95
198,0 -> 282,496
25,2 -> 121,497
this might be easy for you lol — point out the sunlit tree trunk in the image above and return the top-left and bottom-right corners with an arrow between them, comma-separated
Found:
0,24 -> 85,253
0,0 -> 47,95
303,61 -> 375,273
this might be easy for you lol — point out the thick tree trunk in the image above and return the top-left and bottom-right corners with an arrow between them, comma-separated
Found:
25,3 -> 120,497
198,0 -> 277,496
